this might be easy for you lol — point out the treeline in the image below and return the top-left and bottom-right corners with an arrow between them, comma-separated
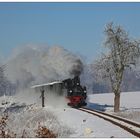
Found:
91,69 -> 140,93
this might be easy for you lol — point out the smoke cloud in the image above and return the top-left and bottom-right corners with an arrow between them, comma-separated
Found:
6,44 -> 84,90
69,59 -> 83,76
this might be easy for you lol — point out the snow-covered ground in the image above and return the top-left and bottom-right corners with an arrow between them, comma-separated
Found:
88,91 -> 140,123
48,106 -> 135,138
0,91 -> 139,138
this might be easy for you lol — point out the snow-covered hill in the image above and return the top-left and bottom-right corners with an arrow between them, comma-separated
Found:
0,91 -> 139,138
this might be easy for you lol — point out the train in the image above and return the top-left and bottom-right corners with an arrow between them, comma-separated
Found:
31,76 -> 87,108
63,76 -> 87,108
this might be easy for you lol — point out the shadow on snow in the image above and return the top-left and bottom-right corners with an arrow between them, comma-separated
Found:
86,102 -> 113,111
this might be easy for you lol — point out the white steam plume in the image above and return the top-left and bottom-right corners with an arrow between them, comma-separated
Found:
6,44 -> 84,90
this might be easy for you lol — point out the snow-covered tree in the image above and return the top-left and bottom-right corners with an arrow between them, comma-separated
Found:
0,65 -> 7,96
0,65 -> 16,96
93,23 -> 140,112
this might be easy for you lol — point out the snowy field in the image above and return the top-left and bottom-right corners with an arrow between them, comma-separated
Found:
0,91 -> 140,138
88,91 -> 140,123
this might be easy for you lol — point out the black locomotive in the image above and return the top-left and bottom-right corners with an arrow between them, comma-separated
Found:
63,76 -> 87,108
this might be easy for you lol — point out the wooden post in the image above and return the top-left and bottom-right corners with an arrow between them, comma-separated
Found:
41,89 -> 45,107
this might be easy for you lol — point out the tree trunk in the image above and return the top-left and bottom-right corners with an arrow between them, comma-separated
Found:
114,93 -> 120,112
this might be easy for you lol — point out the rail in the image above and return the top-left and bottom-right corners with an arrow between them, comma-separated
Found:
77,107 -> 140,138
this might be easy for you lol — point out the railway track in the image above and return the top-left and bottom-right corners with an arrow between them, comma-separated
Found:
78,107 -> 140,138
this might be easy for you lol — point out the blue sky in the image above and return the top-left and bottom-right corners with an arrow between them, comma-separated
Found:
1,2 -> 140,62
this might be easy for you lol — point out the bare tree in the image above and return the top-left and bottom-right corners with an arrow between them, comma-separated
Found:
93,23 -> 140,112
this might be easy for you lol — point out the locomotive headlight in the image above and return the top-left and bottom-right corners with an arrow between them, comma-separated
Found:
77,83 -> 79,85
69,90 -> 72,93
84,90 -> 87,93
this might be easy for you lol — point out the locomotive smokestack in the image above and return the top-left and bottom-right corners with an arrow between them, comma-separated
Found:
70,59 -> 83,77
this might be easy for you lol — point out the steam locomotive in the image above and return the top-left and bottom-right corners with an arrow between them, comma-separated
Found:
31,76 -> 87,108
63,76 -> 87,108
